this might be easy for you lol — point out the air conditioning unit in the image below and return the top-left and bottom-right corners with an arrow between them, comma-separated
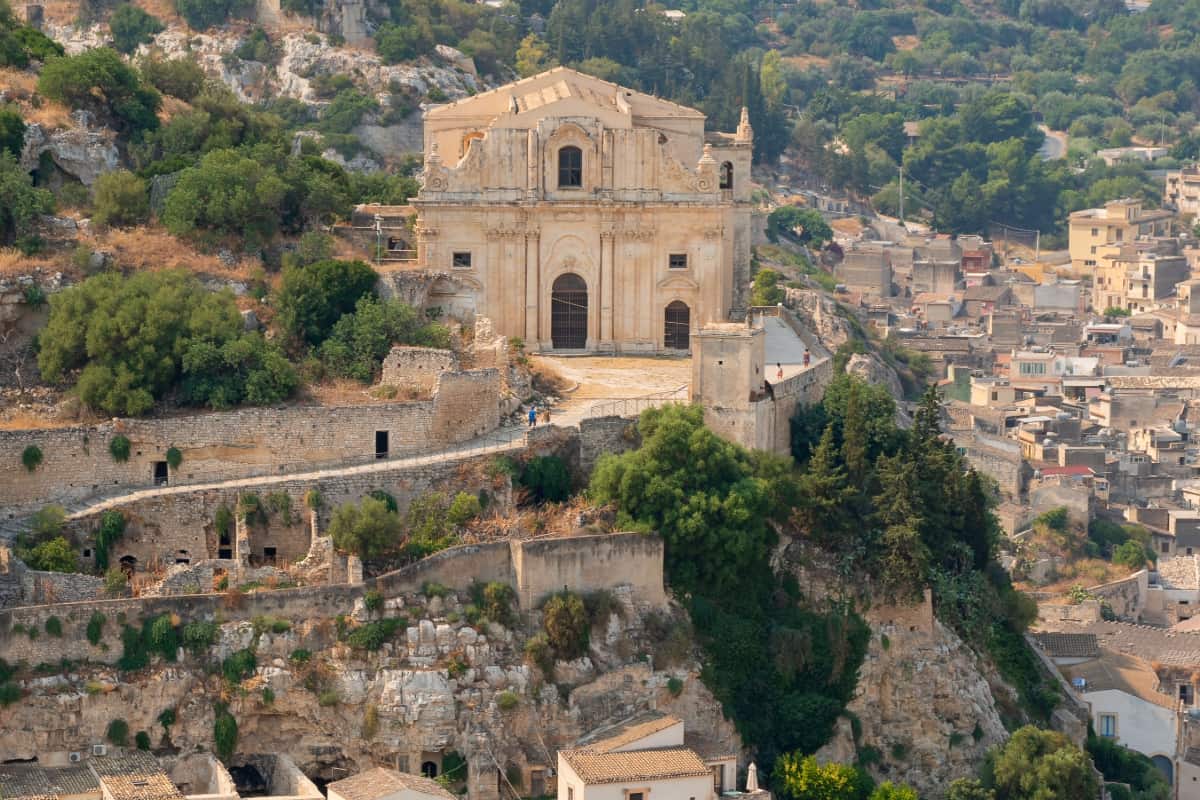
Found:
91,744 -> 107,757
68,752 -> 81,763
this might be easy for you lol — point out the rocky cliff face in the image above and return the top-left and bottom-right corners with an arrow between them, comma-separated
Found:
816,604 -> 1009,799
0,585 -> 735,791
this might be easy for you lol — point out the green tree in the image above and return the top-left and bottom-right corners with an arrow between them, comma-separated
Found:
519,455 -> 571,503
275,258 -> 379,346
590,404 -> 782,596
27,537 -> 77,572
989,726 -> 1099,800
946,781 -> 995,800
0,106 -> 24,158
0,151 -> 54,246
515,33 -> 552,77
92,169 -> 149,228
38,270 -> 293,416
37,48 -> 161,136
375,20 -> 435,63
870,785 -> 918,800
109,4 -> 163,54
874,456 -> 930,602
328,496 -> 401,560
1113,539 -> 1150,569
767,206 -> 833,247
776,753 -> 872,800
319,296 -> 449,381
175,0 -> 249,30
139,56 -> 206,101
750,268 -> 786,306
162,148 -> 287,244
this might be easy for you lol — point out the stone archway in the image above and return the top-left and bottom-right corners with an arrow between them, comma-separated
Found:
664,300 -> 690,350
551,273 -> 588,349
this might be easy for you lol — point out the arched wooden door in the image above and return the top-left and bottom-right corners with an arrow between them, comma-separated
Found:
664,300 -> 690,350
551,273 -> 588,349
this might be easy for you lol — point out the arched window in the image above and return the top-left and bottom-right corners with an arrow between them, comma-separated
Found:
461,131 -> 484,157
558,146 -> 582,188
720,161 -> 733,190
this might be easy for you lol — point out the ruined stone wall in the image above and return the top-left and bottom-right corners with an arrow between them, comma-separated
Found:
0,371 -> 501,514
578,416 -> 639,477
1088,569 -> 1148,621
963,435 -> 1029,500
511,534 -> 666,610
373,542 -> 514,597
380,347 -> 459,394
20,569 -> 105,606
0,584 -> 363,665
63,452 -> 509,571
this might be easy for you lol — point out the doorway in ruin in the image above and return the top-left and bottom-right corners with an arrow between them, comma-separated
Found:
375,430 -> 389,459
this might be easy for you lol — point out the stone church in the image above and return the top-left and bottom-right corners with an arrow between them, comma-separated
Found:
410,67 -> 753,353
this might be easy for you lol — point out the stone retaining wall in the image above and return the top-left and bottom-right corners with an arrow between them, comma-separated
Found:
0,369 -> 500,515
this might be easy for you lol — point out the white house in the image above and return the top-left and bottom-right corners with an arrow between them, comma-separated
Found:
557,714 -> 744,800
328,768 -> 456,800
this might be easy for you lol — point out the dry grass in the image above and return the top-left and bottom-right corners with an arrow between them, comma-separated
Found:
831,217 -> 865,237
783,54 -> 831,70
1017,559 -> 1135,596
0,68 -> 74,130
302,379 -> 417,405
892,34 -> 920,50
95,227 -> 264,282
0,247 -> 63,276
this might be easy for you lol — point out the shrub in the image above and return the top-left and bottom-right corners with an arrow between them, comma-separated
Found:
342,619 -> 401,651
109,4 -> 164,53
496,690 -> 519,711
265,492 -> 292,525
92,168 -> 151,227
158,708 -> 176,729
542,592 -> 589,660
105,567 -> 129,596
447,492 -> 483,527
238,493 -> 264,525
318,689 -> 339,706
94,510 -> 127,571
667,676 -> 684,696
0,682 -> 21,707
251,615 -> 291,636
275,259 -> 379,347
362,703 -> 379,739
524,633 -> 554,675
175,0 -> 250,30
38,48 -> 160,136
213,707 -> 238,761
106,718 -> 130,746
289,648 -> 312,664
749,267 -> 786,306
109,435 -> 131,462
148,614 -> 179,661
422,582 -> 449,598
21,444 -> 42,472
319,296 -> 449,381
27,537 -> 77,573
44,616 -> 62,637
584,589 -> 622,629
86,612 -> 106,645
29,504 -> 65,540
519,456 -> 571,503
222,649 -> 257,684
214,505 -> 233,541
139,56 -> 206,101
165,447 -> 182,469
478,581 -> 517,627
262,687 -> 275,705
135,729 -> 152,750
328,497 -> 400,560
304,489 -> 323,510
364,589 -> 384,613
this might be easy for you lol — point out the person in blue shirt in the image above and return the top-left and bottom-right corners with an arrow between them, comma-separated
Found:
528,406 -> 537,427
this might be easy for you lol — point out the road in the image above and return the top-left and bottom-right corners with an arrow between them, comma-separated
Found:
1038,126 -> 1068,160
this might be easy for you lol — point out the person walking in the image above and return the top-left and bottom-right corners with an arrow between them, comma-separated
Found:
803,349 -> 811,367
776,362 -> 784,380
542,407 -> 551,425
528,406 -> 537,427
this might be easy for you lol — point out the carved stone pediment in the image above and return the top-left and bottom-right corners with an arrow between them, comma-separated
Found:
657,274 -> 700,291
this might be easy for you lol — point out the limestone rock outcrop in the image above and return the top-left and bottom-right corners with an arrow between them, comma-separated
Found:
816,607 -> 1008,799
20,119 -> 119,186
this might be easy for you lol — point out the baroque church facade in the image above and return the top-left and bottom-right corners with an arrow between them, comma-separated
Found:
410,67 -> 753,353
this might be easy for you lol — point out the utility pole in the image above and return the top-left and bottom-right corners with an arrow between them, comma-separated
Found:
898,165 -> 904,229
1035,229 -> 1041,264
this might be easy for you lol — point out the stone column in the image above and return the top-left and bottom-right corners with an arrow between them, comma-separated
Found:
599,229 -> 616,350
524,229 -> 540,343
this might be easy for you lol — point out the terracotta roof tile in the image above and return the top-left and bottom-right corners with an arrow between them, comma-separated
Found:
1032,632 -> 1100,659
560,747 -> 711,785
90,754 -> 183,800
578,713 -> 681,753
329,768 -> 456,800
0,765 -> 98,800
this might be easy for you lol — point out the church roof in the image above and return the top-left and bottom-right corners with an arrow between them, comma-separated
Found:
425,67 -> 705,121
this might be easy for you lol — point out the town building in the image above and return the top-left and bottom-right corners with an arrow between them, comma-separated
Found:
1166,165 -> 1200,220
557,713 -> 755,800
836,243 -> 893,298
1091,243 -> 1189,315
408,67 -> 753,353
1068,199 -> 1174,275
328,768 -> 456,800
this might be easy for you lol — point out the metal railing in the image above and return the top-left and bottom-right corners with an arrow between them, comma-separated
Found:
586,385 -> 689,418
